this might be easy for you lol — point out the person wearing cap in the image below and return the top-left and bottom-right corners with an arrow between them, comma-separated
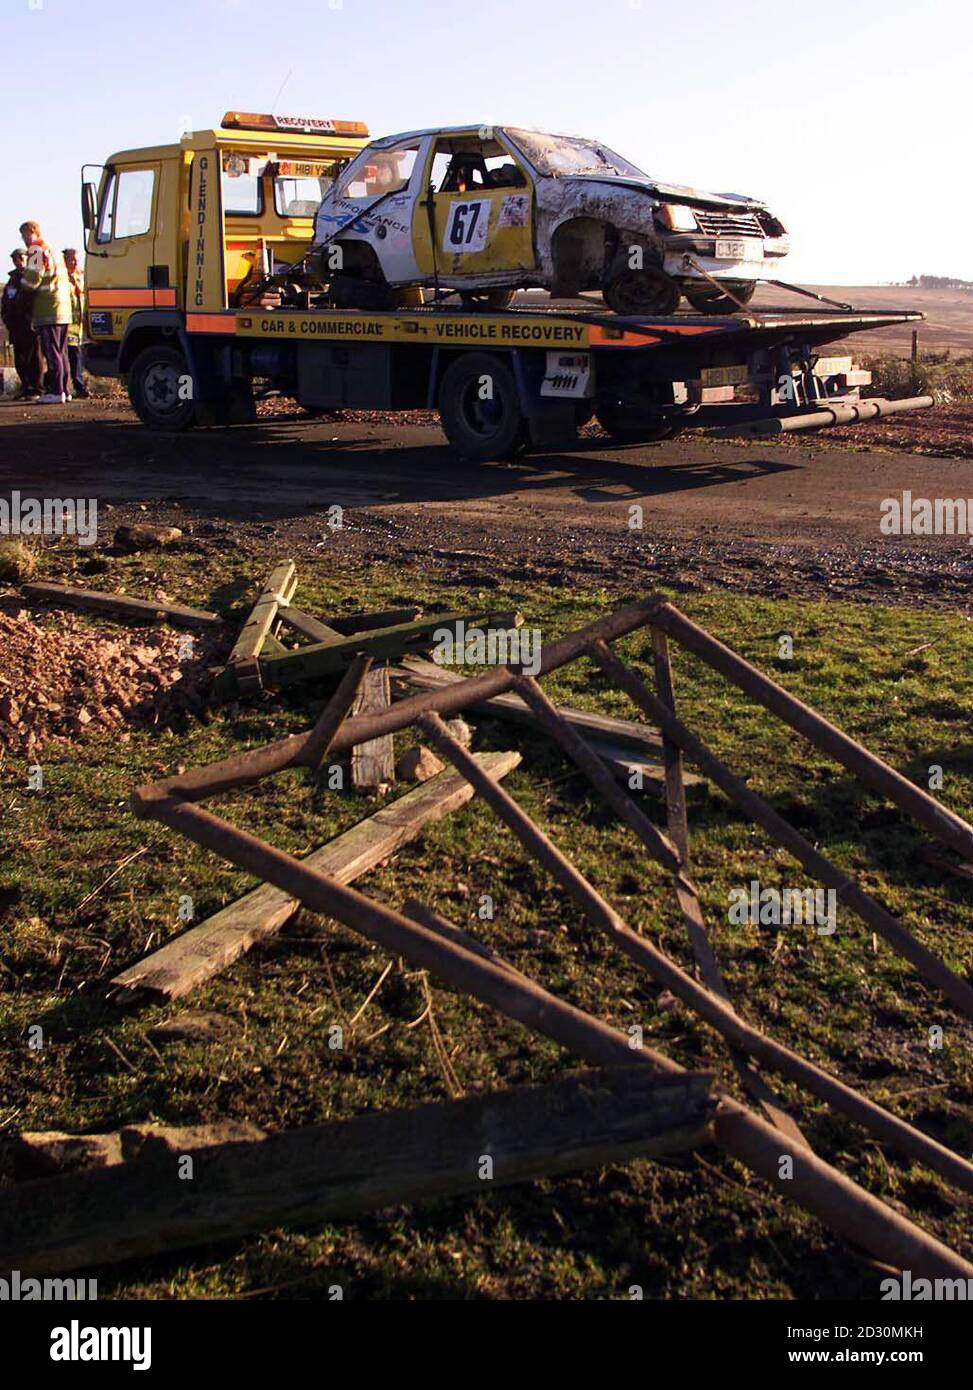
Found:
63,248 -> 89,399
19,220 -> 72,404
1,248 -> 43,399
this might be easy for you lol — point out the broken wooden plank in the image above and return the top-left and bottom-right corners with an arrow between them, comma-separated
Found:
351,665 -> 394,790
391,657 -> 701,788
327,606 -> 422,635
0,1067 -> 714,1274
21,582 -> 221,630
276,606 -> 342,644
225,560 -> 297,692
110,749 -> 521,1003
7,1121 -> 265,1180
255,609 -> 525,692
303,655 -> 372,771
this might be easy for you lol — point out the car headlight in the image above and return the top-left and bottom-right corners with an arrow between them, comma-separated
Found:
757,209 -> 787,238
657,203 -> 698,232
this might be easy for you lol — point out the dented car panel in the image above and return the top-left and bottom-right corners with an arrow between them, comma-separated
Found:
313,124 -> 790,313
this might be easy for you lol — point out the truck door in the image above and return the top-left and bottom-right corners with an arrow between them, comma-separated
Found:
412,132 -> 535,285
318,137 -> 428,284
92,162 -> 162,302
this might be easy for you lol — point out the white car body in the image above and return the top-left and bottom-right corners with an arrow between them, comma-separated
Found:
314,125 -> 789,312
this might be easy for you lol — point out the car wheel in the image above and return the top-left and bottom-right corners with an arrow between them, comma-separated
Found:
683,280 -> 757,314
127,344 -> 195,432
603,257 -> 681,316
459,288 -> 516,310
438,352 -> 528,461
595,401 -> 677,443
330,274 -> 398,310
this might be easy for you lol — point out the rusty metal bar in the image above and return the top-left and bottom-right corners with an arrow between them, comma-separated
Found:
646,638 -> 808,1144
648,600 -> 973,865
718,396 -> 935,439
430,699 -> 973,1196
589,639 -> 973,1024
137,792 -> 973,1278
404,899 -> 530,981
132,598 -> 662,811
652,631 -> 690,860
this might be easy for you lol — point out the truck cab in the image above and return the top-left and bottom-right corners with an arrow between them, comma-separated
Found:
81,111 -> 369,416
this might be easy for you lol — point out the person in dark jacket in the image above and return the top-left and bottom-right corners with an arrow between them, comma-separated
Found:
1,249 -> 43,399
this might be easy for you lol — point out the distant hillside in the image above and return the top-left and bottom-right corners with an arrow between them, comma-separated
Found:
751,284 -> 973,356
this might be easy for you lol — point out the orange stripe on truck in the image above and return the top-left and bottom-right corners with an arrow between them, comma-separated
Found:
88,288 -> 177,308
587,322 -> 726,347
587,326 -> 661,347
185,314 -> 237,334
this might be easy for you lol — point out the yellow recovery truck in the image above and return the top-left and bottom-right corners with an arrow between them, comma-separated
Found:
82,111 -> 933,459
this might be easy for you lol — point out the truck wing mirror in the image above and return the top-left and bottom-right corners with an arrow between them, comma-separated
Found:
81,182 -> 97,231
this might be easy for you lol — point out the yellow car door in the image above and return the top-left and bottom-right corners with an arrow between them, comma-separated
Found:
412,132 -> 535,283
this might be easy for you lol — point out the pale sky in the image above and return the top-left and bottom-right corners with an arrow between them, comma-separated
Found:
1,0 -> 967,284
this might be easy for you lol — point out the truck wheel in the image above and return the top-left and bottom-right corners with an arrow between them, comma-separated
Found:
683,280 -> 757,314
438,352 -> 528,461
595,401 -> 676,443
603,257 -> 681,316
459,288 -> 516,310
127,345 -> 195,432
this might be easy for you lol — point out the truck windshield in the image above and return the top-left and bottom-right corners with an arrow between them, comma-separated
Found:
275,175 -> 338,217
506,129 -> 648,180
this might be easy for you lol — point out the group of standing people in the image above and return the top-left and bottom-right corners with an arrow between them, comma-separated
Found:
1,221 -> 87,403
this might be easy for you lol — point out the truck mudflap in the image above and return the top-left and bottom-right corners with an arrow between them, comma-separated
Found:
711,395 -> 934,439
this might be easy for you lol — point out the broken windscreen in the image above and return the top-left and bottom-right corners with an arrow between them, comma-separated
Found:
505,129 -> 648,180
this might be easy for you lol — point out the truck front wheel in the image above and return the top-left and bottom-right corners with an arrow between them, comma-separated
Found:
438,352 -> 528,461
127,345 -> 196,432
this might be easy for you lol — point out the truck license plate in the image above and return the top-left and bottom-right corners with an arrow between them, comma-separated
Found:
700,364 -> 750,388
715,237 -> 761,261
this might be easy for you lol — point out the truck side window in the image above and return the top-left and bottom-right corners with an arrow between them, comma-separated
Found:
96,172 -> 117,243
113,169 -> 155,239
222,155 -> 263,216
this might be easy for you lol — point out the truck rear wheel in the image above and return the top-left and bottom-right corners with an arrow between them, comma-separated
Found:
438,352 -> 528,461
595,401 -> 677,443
127,345 -> 195,432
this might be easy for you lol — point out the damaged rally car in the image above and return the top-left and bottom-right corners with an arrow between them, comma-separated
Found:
313,124 -> 789,314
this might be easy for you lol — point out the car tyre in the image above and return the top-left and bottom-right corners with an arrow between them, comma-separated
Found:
438,352 -> 528,461
682,280 -> 757,314
603,255 -> 681,316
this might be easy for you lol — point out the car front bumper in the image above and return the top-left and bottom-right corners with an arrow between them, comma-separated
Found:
661,235 -> 789,282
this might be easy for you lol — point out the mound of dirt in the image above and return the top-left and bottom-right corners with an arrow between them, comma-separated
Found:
0,605 -> 215,757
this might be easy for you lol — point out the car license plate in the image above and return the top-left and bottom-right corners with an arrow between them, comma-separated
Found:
715,236 -> 762,261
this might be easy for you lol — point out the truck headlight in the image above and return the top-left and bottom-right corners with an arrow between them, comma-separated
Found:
657,203 -> 698,232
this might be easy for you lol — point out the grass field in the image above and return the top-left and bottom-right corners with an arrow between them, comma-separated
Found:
2,549 -> 972,1299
